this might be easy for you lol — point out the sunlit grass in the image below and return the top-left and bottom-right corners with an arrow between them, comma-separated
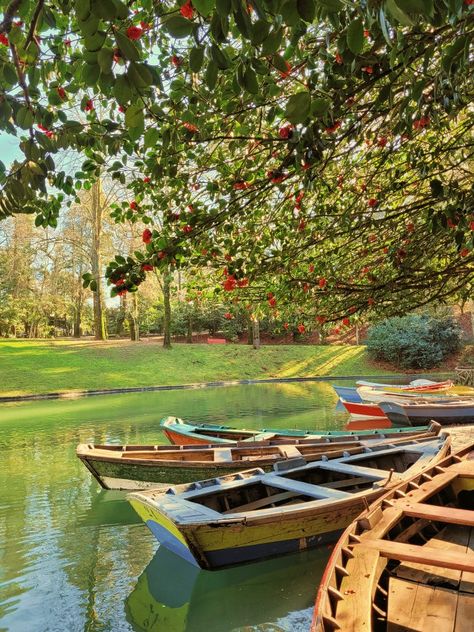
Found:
0,339 -> 438,397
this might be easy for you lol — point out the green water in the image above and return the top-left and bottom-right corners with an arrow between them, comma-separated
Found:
0,381 -> 352,632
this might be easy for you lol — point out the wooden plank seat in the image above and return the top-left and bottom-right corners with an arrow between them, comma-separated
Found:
213,448 -> 234,463
223,490 -> 301,514
402,502 -> 474,527
263,475 -> 352,500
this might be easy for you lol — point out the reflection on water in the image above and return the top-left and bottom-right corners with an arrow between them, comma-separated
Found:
125,546 -> 328,632
0,380 -> 352,631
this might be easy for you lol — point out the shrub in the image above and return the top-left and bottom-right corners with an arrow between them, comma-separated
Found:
366,314 -> 463,369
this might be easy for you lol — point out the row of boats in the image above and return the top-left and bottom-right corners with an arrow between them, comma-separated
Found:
77,378 -> 474,630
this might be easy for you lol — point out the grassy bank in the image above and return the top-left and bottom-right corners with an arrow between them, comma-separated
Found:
0,338 -> 445,398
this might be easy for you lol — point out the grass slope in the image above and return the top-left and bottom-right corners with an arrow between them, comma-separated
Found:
0,338 -> 433,397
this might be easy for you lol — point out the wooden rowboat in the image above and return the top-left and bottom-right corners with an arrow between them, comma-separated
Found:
356,379 -> 454,392
77,425 -> 444,491
128,434 -> 451,570
339,399 -> 388,420
312,441 -> 474,632
160,416 -> 433,446
357,385 -> 468,405
380,398 -> 474,426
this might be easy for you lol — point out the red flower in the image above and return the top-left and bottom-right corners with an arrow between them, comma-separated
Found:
267,292 -> 274,299
126,26 -> 143,40
38,124 -> 53,138
309,264 -> 315,273
460,247 -> 470,257
368,297 -> 375,306
130,201 -> 138,210
297,324 -> 305,334
332,327 -> 340,335
141,264 -> 154,272
143,177 -> 151,183
233,180 -> 250,190
187,205 -> 193,212
283,322 -> 289,330
142,229 -> 153,244
377,137 -> 387,147
182,224 -> 193,233
342,318 -> 350,327
413,116 -> 430,130
237,278 -> 249,288
64,39 -> 71,47
267,170 -> 286,184
171,55 -> 182,67
298,219 -> 306,231
362,66 -> 373,74
118,105 -> 125,113
470,220 -> 474,231
117,289 -> 127,296
302,162 -> 311,171
364,29 -> 370,37
447,218 -> 457,229
113,49 -> 122,63
158,251 -> 167,259
140,21 -> 152,30
316,316 -> 326,324
0,33 -> 9,46
268,297 -> 277,307
113,278 -> 125,286
224,312 -> 233,320
325,121 -> 341,134
367,198 -> 378,207
318,277 -> 327,289
84,99 -> 94,112
465,0 -> 474,5
224,254 -> 232,261
180,1 -> 194,19
406,222 -> 415,233
279,124 -> 294,139
183,121 -> 198,133
303,283 -> 310,293
223,277 -> 237,291
57,87 -> 66,100
295,191 -> 304,205
335,53 -> 343,65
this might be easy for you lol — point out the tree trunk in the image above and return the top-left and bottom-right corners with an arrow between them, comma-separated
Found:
355,323 -> 360,345
162,268 -> 172,349
116,294 -> 127,337
186,314 -> 193,343
247,316 -> 254,346
128,292 -> 140,341
252,319 -> 260,350
90,179 -> 107,340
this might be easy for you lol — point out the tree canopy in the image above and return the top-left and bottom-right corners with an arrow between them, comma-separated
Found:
0,0 -> 473,329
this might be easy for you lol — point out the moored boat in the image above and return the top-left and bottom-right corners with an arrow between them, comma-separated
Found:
128,434 -> 450,570
77,425 -> 444,491
312,441 -> 474,632
356,378 -> 454,392
338,399 -> 388,420
161,416 -> 439,446
379,398 -> 474,426
357,385 -> 467,405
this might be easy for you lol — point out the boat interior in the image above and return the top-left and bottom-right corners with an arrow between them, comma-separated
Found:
184,448 -> 428,515
369,481 -> 474,631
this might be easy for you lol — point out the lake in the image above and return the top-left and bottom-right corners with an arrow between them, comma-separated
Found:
0,380 -> 357,631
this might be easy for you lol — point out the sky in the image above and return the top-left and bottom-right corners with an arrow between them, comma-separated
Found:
0,132 -> 22,168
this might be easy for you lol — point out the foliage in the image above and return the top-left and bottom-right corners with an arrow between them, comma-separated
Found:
366,314 -> 464,369
0,1 -> 472,329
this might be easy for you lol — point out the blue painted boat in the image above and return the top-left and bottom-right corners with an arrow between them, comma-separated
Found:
128,435 -> 451,570
331,386 -> 362,403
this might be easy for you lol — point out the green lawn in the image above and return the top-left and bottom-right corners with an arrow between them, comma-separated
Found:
0,338 -> 435,397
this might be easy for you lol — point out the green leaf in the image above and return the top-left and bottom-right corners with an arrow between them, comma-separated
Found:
91,0 -> 117,19
251,20 -> 271,46
385,0 -> 414,26
144,127 -> 160,148
216,0 -> 231,16
125,103 -> 144,129
82,62 -> 101,86
281,0 -> 300,26
285,91 -> 311,124
127,62 -> 153,88
16,106 -> 34,129
115,30 -> 141,61
75,0 -> 91,22
190,46 -> 205,72
205,59 -> 218,90
311,96 -> 331,117
2,64 -> 17,85
261,28 -> 283,56
242,66 -> 259,94
83,30 -> 106,51
210,44 -> 230,70
346,19 -> 364,55
192,0 -> 214,16
317,0 -> 343,10
113,75 -> 133,104
164,16 -> 195,38
297,0 -> 316,22
233,5 -> 252,39
89,279 -> 98,292
97,47 -> 113,74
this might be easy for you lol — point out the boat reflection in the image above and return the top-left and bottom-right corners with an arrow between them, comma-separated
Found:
125,544 -> 329,632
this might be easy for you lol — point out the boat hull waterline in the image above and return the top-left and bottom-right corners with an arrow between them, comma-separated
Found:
128,436 -> 451,570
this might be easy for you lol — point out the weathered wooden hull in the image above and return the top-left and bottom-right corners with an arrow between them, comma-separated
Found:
380,401 -> 474,426
129,436 -> 451,570
79,454 -> 277,490
128,493 -> 375,569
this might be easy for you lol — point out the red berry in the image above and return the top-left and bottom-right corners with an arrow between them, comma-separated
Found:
278,124 -> 293,139
130,201 -> 138,210
57,87 -> 66,99
143,177 -> 151,183
84,99 -> 94,112
171,55 -> 182,67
